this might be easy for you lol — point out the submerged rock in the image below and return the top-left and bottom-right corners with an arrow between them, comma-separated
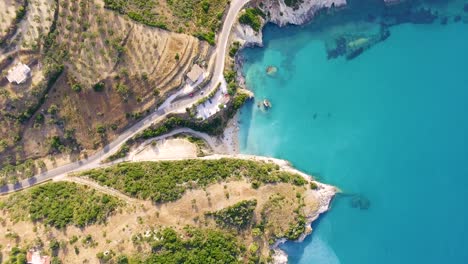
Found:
440,16 -> 448,25
350,195 -> 371,210
266,65 -> 278,76
327,37 -> 347,59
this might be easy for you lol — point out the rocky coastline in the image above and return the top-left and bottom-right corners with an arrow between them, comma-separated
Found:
228,0 -> 468,262
203,154 -> 337,264
231,0 -> 347,90
229,3 -> 342,262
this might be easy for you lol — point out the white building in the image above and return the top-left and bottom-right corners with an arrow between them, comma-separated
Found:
186,64 -> 205,84
27,249 -> 50,264
6,63 -> 31,84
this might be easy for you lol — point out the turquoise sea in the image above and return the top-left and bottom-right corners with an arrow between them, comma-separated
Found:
239,16 -> 468,264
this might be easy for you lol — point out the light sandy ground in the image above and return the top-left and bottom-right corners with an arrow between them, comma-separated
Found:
18,0 -> 56,49
0,0 -> 19,38
127,114 -> 240,161
131,138 -> 198,161
221,112 -> 240,154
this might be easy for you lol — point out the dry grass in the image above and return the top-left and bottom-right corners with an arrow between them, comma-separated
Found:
55,0 -> 210,89
0,179 -> 320,262
0,0 -> 22,39
18,0 -> 56,50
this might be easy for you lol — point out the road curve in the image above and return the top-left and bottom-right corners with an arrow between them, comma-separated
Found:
0,0 -> 251,195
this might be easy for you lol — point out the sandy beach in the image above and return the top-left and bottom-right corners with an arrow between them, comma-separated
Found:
221,112 -> 241,154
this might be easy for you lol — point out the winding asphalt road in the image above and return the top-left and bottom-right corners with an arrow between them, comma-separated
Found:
0,0 -> 251,195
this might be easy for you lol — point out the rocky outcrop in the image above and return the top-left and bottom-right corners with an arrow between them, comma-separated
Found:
261,0 -> 346,26
233,0 -> 347,49
270,180 -> 336,264
233,22 -> 264,47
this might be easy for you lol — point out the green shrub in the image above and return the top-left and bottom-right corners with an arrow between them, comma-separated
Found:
96,124 -> 106,134
71,83 -> 82,92
82,159 -> 306,203
284,0 -> 304,8
144,227 -> 241,263
207,200 -> 257,230
239,8 -> 264,32
1,182 -> 121,228
93,82 -> 105,92
229,41 -> 241,57
48,104 -> 59,115
310,182 -> 318,190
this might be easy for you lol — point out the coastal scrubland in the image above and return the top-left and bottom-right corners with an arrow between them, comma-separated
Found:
0,159 -> 326,263
81,158 -> 307,202
0,182 -> 121,228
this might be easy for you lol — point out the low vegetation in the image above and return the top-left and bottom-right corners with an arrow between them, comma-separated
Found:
239,8 -> 264,32
3,246 -> 27,264
284,0 -> 304,8
0,182 -> 121,228
142,227 -> 241,263
82,159 -> 307,203
0,160 -> 322,263
103,0 -> 230,44
207,199 -> 257,230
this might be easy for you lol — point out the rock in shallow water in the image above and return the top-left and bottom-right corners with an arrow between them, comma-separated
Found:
350,195 -> 371,210
266,65 -> 278,76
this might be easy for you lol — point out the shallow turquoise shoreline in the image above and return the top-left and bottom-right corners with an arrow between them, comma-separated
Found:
239,20 -> 468,264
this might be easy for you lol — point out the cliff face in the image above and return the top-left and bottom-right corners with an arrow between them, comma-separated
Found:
233,0 -> 347,48
261,0 -> 347,26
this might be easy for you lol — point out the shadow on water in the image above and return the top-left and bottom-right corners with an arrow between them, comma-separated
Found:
337,192 -> 371,210
249,0 -> 467,63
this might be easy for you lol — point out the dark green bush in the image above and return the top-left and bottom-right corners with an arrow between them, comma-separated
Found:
1,182 -> 120,228
239,8 -> 264,32
93,82 -> 105,92
208,200 -> 257,230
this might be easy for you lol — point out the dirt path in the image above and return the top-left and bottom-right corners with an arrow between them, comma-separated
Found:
60,177 -> 139,204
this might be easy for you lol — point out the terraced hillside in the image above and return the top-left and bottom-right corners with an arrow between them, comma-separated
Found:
103,0 -> 230,44
0,0 -> 217,185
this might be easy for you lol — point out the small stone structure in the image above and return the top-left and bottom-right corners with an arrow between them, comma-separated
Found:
6,62 -> 31,84
186,64 -> 205,84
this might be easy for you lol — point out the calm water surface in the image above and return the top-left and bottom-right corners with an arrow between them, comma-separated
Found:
239,21 -> 468,264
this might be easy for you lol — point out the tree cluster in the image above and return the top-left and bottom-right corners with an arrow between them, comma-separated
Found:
83,159 -> 307,203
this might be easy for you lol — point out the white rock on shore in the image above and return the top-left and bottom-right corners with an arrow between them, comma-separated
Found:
233,23 -> 264,47
233,0 -> 347,48
262,0 -> 347,26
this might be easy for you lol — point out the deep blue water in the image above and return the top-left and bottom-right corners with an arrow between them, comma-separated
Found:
239,21 -> 468,263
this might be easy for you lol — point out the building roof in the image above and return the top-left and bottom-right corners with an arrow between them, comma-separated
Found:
6,63 -> 31,84
27,250 -> 51,264
186,64 -> 204,83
